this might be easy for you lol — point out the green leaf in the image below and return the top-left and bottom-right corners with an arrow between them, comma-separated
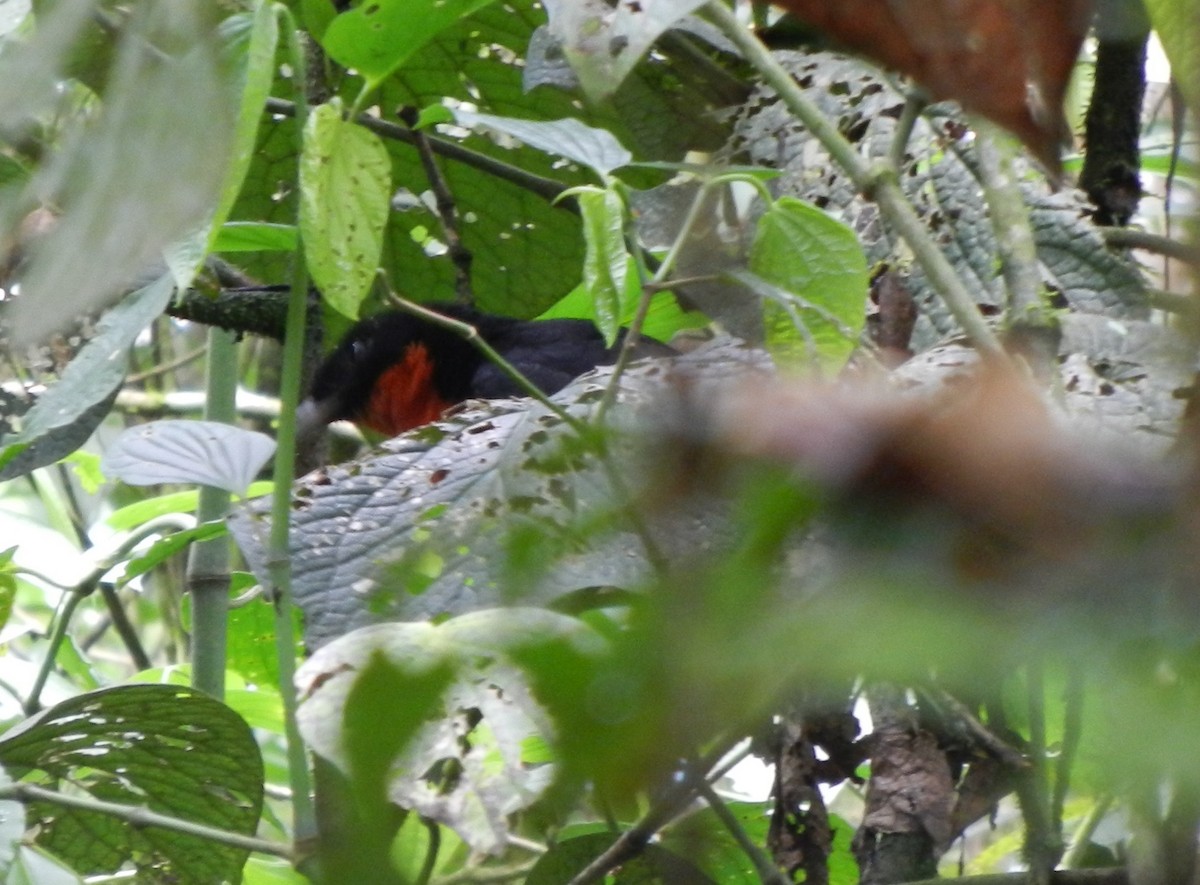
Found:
300,101 -> 392,318
537,273 -> 708,343
0,273 -> 176,482
453,110 -> 633,179
322,0 -> 499,86
0,685 -> 264,884
107,481 -> 272,531
63,451 -> 104,494
4,845 -> 83,885
300,0 -> 337,41
0,548 -> 17,638
209,4 -> 278,250
747,197 -> 869,373
214,221 -> 298,253
576,187 -> 630,344
119,522 -> 228,585
1144,0 -> 1200,113
226,595 -> 302,689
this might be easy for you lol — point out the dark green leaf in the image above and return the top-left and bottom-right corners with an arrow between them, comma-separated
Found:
0,685 -> 264,884
0,547 -> 15,637
300,103 -> 392,318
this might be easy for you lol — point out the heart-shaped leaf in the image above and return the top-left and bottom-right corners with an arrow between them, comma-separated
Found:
103,419 -> 276,495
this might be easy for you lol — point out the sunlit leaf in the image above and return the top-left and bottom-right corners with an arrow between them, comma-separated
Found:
453,110 -> 633,179
746,197 -> 868,373
575,186 -> 629,344
213,221 -> 298,253
321,0 -> 498,86
103,420 -> 275,495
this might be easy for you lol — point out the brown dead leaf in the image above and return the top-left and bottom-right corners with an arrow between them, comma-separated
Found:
771,0 -> 1094,170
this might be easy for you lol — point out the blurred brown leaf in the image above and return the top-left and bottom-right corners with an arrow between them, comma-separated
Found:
772,0 -> 1094,169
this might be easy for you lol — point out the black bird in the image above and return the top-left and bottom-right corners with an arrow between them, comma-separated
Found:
297,303 -> 674,438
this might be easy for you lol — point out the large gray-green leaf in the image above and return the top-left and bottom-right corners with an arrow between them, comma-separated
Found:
0,684 -> 263,884
228,341 -> 770,649
0,272 -> 175,482
725,50 -> 1150,348
297,609 -> 605,852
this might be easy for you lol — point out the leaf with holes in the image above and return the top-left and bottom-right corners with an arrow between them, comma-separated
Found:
0,684 -> 263,884
300,102 -> 392,318
228,342 -> 771,649
297,609 -> 605,853
103,420 -> 276,495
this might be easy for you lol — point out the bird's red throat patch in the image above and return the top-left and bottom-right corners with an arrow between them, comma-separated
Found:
361,342 -> 452,436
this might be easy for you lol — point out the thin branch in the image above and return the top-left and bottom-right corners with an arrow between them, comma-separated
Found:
1101,226 -> 1200,265
0,781 -> 293,860
701,1 -> 1006,359
25,515 -> 194,714
697,780 -> 790,885
1053,665 -> 1086,831
401,109 -> 474,305
888,89 -> 928,171
264,97 -> 574,209
975,120 -> 1049,326
385,293 -> 586,434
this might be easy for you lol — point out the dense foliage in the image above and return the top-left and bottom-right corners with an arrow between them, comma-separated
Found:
0,1 -> 1197,883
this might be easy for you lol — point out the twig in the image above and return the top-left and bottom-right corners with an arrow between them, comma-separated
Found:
125,345 -> 208,384
975,120 -> 1049,326
888,89 -> 928,171
0,780 -> 293,860
401,109 -> 474,305
701,1 -> 1006,359
98,582 -> 151,671
931,688 -> 1029,770
1101,226 -> 1200,265
385,294 -> 585,434
264,98 -> 574,209
697,780 -> 790,885
1062,795 -> 1113,870
1017,660 -> 1061,885
24,515 -> 193,714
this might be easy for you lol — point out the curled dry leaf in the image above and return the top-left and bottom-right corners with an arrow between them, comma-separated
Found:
773,0 -> 1094,170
